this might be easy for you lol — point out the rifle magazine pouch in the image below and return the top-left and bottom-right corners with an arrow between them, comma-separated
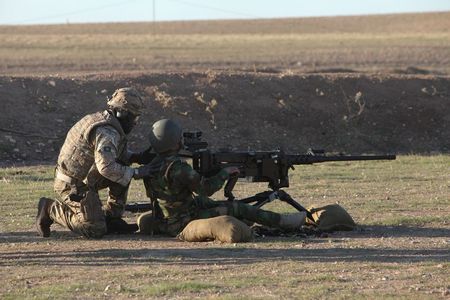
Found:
308,204 -> 356,232
178,216 -> 253,243
79,190 -> 104,223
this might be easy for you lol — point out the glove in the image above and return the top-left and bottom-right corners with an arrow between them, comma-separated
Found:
133,162 -> 163,179
129,147 -> 156,165
223,166 -> 240,177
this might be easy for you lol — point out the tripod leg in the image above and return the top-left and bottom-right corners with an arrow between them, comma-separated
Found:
277,190 -> 315,223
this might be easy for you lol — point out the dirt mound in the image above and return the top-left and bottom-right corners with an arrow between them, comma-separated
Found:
1,72 -> 449,164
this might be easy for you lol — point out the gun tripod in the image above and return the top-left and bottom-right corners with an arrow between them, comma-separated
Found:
223,175 -> 315,222
227,189 -> 314,222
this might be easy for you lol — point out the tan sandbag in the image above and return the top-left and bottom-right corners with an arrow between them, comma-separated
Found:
178,216 -> 253,243
307,204 -> 356,232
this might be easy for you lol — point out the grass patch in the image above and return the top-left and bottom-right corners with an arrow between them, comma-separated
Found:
0,155 -> 449,299
372,215 -> 450,227
144,281 -> 219,297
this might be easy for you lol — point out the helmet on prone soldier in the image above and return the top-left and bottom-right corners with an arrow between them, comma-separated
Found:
149,119 -> 183,154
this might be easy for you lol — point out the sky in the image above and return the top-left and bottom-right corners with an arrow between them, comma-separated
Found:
1,0 -> 450,25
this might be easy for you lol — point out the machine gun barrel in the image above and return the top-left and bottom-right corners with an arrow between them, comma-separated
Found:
288,153 -> 396,165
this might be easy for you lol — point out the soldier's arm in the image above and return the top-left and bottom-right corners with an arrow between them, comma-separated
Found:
93,125 -> 135,186
171,161 -> 230,196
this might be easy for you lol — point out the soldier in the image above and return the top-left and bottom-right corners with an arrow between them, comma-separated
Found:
36,87 -> 156,239
137,119 -> 306,236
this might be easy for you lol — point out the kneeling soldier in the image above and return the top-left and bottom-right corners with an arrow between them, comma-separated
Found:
36,87 -> 156,238
138,119 -> 306,236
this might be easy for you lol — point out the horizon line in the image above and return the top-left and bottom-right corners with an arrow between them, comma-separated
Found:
2,10 -> 449,27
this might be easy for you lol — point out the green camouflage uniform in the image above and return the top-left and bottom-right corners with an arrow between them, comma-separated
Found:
142,155 -> 282,236
50,110 -> 135,238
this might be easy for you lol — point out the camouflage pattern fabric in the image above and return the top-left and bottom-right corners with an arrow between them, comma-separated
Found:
142,155 -> 283,236
51,179 -> 107,238
107,87 -> 144,116
51,169 -> 131,238
50,110 -> 135,238
56,110 -> 133,183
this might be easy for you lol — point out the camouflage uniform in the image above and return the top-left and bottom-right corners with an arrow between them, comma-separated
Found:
142,155 -> 282,236
50,110 -> 135,238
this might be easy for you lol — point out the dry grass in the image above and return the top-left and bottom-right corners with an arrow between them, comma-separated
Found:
0,12 -> 449,75
0,155 -> 449,299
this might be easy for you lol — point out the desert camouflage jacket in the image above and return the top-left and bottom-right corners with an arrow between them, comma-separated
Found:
57,110 -> 134,187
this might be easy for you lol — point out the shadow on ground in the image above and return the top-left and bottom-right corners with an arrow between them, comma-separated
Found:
1,246 -> 448,267
1,225 -> 449,244
1,225 -> 449,267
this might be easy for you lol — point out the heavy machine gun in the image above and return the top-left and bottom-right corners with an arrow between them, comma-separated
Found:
125,131 -> 396,222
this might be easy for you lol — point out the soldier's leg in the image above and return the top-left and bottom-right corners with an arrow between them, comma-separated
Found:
85,169 -> 137,233
86,170 -> 129,218
50,179 -> 107,238
195,199 -> 282,228
105,181 -> 129,218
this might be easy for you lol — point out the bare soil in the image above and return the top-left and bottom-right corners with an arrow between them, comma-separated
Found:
1,225 -> 449,299
0,12 -> 449,299
1,72 -> 449,165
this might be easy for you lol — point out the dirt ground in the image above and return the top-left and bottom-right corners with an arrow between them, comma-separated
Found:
0,12 -> 449,299
1,72 -> 449,165
1,222 -> 449,298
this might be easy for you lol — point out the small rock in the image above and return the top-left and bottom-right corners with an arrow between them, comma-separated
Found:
48,80 -> 56,87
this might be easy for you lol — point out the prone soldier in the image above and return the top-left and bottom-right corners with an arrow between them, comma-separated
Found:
137,119 -> 307,236
36,87 -> 157,239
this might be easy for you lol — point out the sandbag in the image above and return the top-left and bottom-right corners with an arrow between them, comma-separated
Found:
178,216 -> 253,243
308,204 -> 356,232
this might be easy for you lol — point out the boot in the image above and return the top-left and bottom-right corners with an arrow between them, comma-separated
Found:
36,197 -> 55,237
279,212 -> 307,230
105,217 -> 138,234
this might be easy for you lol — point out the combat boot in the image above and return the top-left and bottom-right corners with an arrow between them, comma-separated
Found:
279,212 -> 307,230
105,217 -> 138,234
36,197 -> 55,237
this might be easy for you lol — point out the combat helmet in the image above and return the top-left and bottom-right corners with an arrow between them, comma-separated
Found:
149,119 -> 183,154
107,87 -> 144,115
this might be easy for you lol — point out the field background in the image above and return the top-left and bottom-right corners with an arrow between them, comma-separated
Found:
0,12 -> 449,75
0,12 -> 449,299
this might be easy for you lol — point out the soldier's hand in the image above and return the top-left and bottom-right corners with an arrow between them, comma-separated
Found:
133,163 -> 161,179
223,166 -> 240,177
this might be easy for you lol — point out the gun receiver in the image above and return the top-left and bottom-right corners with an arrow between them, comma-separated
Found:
183,131 -> 208,152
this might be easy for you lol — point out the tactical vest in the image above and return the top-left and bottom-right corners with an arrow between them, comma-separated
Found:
144,156 -> 195,220
57,110 -> 126,181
